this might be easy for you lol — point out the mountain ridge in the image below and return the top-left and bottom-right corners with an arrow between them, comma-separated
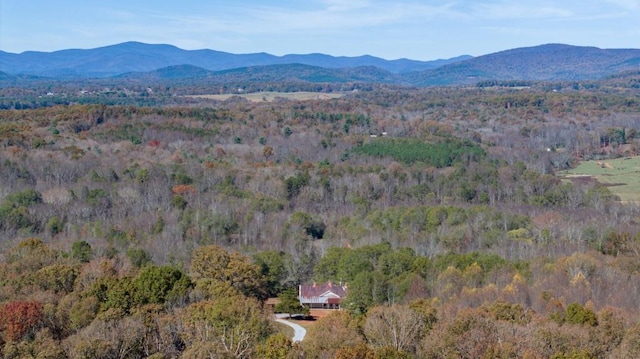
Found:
0,41 -> 467,78
1,42 -> 640,86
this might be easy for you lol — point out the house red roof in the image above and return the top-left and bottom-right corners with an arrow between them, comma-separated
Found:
299,281 -> 347,304
327,297 -> 341,305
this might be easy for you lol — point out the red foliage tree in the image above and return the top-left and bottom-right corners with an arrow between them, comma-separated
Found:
0,301 -> 43,342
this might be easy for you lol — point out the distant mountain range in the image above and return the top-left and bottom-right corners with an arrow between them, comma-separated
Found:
1,42 -> 640,86
0,41 -> 468,78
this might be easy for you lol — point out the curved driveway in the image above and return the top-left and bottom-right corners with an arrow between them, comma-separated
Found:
275,314 -> 307,342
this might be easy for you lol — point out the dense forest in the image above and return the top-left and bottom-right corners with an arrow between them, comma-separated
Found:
2,78 -> 640,358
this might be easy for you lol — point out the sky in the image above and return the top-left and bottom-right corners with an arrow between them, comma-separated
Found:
1,0 -> 640,60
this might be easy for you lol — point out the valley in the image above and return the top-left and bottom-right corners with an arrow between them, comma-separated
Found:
1,42 -> 640,357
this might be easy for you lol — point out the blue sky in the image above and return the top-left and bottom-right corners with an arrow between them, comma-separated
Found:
1,0 -> 639,60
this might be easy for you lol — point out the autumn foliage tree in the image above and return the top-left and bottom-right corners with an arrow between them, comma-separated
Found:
254,333 -> 293,359
301,310 -> 364,359
190,245 -> 267,300
181,294 -> 273,358
363,304 -> 429,355
0,301 -> 43,342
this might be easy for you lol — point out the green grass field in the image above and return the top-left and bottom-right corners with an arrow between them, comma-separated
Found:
560,156 -> 640,202
189,91 -> 344,102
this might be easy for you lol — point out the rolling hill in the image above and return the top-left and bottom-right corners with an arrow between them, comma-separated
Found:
117,63 -> 403,85
406,44 -> 640,86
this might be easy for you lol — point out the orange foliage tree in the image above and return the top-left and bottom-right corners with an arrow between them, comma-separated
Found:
0,301 -> 43,342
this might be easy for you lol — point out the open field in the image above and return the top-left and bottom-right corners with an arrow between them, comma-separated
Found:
188,91 -> 344,102
560,156 -> 640,202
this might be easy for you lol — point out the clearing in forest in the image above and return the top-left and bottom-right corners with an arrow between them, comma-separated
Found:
189,91 -> 344,102
560,156 -> 640,202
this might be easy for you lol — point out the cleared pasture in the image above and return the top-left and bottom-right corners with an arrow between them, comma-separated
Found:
189,91 -> 344,102
560,156 -> 640,202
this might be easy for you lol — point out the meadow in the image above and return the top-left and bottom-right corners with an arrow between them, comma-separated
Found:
189,91 -> 344,102
560,156 -> 640,202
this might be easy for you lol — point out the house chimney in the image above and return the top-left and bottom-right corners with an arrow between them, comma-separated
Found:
313,282 -> 316,288
328,281 -> 332,288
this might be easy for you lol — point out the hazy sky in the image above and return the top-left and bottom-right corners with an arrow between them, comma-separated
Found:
1,0 -> 639,60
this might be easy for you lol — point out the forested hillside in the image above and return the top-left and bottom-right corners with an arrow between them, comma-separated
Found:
2,81 -> 640,358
